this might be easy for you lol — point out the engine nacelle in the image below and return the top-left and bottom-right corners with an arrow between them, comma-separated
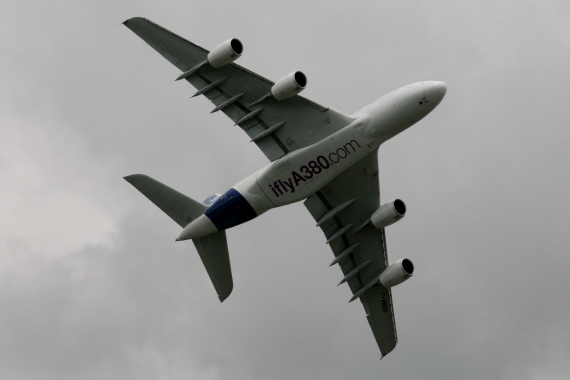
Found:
379,258 -> 414,288
370,199 -> 406,229
207,38 -> 243,68
271,71 -> 307,100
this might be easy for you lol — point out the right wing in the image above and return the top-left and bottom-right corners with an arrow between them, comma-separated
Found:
303,150 -> 398,357
123,17 -> 355,161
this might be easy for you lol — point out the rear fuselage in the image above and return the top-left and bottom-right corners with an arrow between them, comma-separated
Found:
177,81 -> 447,240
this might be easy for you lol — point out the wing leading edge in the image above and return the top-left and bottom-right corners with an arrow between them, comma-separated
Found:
123,17 -> 354,161
304,150 -> 398,357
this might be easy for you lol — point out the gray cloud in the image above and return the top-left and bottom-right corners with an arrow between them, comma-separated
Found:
1,0 -> 569,379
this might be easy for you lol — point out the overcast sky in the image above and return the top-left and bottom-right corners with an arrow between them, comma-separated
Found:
1,0 -> 570,379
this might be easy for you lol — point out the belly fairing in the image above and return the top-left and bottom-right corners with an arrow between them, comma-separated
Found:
257,120 -> 373,207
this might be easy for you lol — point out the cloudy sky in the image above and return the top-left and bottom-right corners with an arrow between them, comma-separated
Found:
1,0 -> 569,379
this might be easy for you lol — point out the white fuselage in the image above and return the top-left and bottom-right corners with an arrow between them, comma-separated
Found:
178,81 -> 447,240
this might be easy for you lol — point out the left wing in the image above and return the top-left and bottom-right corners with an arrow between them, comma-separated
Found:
123,17 -> 355,161
304,150 -> 398,357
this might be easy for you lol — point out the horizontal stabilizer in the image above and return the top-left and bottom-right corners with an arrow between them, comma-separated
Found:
193,231 -> 233,302
125,174 -> 233,302
124,174 -> 207,227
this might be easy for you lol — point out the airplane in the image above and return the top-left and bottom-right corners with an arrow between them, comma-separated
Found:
122,17 -> 447,358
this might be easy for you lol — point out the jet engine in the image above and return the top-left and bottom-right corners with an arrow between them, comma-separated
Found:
271,71 -> 307,100
207,38 -> 243,68
379,258 -> 414,288
370,199 -> 406,229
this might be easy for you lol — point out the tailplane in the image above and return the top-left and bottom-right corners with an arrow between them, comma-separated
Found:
192,231 -> 233,301
124,174 -> 233,301
124,174 -> 207,227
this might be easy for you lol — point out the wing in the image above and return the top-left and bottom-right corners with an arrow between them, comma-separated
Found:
123,17 -> 355,161
303,150 -> 398,357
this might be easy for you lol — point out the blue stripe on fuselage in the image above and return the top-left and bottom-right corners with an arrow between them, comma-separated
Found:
204,188 -> 257,231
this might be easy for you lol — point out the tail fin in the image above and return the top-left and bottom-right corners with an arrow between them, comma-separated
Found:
124,174 -> 233,302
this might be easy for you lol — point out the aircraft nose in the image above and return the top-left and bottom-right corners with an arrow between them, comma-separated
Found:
425,81 -> 447,104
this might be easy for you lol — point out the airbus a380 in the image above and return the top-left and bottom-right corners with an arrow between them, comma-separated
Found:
123,17 -> 446,358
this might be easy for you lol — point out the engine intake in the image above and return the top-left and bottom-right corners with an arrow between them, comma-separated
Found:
371,199 -> 406,229
379,258 -> 414,288
207,38 -> 243,68
271,71 -> 307,100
